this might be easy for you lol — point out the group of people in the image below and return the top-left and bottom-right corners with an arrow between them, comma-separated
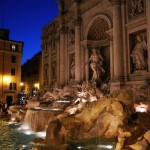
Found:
0,101 -> 8,116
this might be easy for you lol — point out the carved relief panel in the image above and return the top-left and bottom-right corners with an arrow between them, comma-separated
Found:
128,0 -> 145,20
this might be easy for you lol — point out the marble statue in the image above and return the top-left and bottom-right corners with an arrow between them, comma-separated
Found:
131,35 -> 147,71
69,29 -> 75,43
70,56 -> 75,79
86,48 -> 105,82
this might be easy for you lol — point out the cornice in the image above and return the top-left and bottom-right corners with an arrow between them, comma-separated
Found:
125,17 -> 147,31
60,26 -> 68,34
109,0 -> 125,5
80,0 -> 102,14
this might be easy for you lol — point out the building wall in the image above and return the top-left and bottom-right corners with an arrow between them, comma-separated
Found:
41,0 -> 150,92
0,32 -> 23,103
21,51 -> 42,96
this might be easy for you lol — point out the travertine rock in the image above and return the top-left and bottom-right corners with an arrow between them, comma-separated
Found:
45,91 -> 134,146
144,130 -> 150,143
129,139 -> 148,150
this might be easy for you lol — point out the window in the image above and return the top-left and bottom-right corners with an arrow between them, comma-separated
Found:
11,56 -> 16,63
10,82 -> 16,90
11,44 -> 18,52
11,68 -> 15,75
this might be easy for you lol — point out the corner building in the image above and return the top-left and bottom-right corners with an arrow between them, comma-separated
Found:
41,0 -> 150,92
0,29 -> 23,104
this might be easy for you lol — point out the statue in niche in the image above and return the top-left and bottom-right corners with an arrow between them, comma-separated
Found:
70,56 -> 75,79
131,35 -> 147,71
129,0 -> 144,19
69,29 -> 75,44
51,62 -> 56,80
85,48 -> 105,82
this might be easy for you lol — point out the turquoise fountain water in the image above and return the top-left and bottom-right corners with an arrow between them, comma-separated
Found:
0,120 -> 45,150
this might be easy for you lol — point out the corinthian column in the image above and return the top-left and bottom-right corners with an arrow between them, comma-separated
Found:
75,17 -> 82,83
85,47 -> 89,81
59,27 -> 66,85
113,0 -> 124,81
146,0 -> 150,72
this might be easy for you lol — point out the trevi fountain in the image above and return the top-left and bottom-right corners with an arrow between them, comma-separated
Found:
1,79 -> 150,150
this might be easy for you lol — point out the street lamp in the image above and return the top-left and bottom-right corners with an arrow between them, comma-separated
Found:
33,83 -> 39,96
2,76 -> 10,101
34,83 -> 39,90
3,76 -> 10,83
3,76 -> 10,90
20,82 -> 24,91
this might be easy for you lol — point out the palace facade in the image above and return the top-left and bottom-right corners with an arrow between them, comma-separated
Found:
41,0 -> 150,93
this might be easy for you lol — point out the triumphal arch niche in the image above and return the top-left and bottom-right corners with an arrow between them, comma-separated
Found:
82,14 -> 112,87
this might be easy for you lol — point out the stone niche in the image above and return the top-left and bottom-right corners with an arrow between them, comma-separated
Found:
129,30 -> 148,74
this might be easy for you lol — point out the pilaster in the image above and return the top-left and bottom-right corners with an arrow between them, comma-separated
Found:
75,17 -> 82,83
146,0 -> 150,72
113,0 -> 124,81
59,26 -> 66,85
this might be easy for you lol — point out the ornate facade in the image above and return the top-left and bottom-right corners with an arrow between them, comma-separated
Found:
41,0 -> 150,92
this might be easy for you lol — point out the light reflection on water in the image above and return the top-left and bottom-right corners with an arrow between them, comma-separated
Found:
0,120 -> 36,150
0,120 -> 116,150
69,138 -> 117,150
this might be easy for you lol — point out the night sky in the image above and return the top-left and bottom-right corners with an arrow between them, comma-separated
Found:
0,0 -> 59,64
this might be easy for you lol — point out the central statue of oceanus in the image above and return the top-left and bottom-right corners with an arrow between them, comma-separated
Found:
85,48 -> 105,82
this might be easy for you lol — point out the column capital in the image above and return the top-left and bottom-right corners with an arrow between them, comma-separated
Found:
74,16 -> 82,26
74,0 -> 81,4
60,26 -> 68,34
108,35 -> 113,41
81,45 -> 88,50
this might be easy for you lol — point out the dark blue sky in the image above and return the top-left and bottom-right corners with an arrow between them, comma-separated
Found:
0,0 -> 59,64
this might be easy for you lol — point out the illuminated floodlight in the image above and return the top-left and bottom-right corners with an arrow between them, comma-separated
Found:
135,103 -> 148,113
20,82 -> 24,86
24,130 -> 33,135
7,121 -> 17,125
97,145 -> 113,149
36,132 -> 46,138
22,145 -> 26,148
56,100 -> 70,103
3,76 -> 10,82
11,118 -> 16,121
20,124 -> 30,130
77,146 -> 82,149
